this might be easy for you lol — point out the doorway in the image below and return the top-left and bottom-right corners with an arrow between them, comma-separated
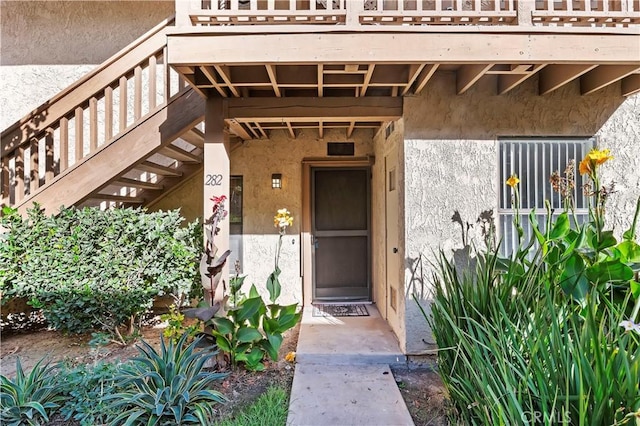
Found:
311,167 -> 371,301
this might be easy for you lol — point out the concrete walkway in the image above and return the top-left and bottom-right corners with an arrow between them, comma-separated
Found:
287,305 -> 414,426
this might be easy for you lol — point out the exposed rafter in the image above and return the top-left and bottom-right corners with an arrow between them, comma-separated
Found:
265,64 -> 282,97
539,64 -> 598,95
580,65 -> 640,95
457,64 -> 493,94
498,64 -> 546,95
214,65 -> 240,97
622,74 -> 640,96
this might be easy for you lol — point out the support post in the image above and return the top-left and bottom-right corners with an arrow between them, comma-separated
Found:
204,98 -> 230,300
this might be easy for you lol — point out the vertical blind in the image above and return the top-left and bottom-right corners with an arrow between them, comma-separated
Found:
499,138 -> 594,256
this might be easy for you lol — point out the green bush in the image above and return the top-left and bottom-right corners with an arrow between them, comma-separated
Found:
0,205 -> 201,336
428,149 -> 640,425
105,333 -> 227,425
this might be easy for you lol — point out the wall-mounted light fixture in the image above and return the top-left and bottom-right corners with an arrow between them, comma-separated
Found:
271,173 -> 282,189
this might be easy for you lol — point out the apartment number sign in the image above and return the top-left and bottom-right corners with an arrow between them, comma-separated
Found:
205,174 -> 223,186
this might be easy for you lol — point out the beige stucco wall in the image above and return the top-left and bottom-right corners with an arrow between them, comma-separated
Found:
0,0 -> 174,130
402,71 -> 639,354
147,169 -> 204,223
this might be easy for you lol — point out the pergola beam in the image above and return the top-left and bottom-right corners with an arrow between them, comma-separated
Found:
580,65 -> 640,95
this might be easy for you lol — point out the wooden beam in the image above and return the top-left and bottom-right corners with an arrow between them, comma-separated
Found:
225,97 -> 402,121
539,64 -> 597,95
115,177 -> 164,190
168,33 -> 640,65
200,66 -> 228,97
402,64 -> 425,96
498,64 -> 546,94
318,121 -> 323,138
91,194 -> 145,204
265,64 -> 282,97
286,121 -> 296,139
160,144 -> 202,163
317,64 -> 323,97
457,64 -> 493,94
414,64 -> 439,94
180,127 -> 205,148
255,122 -> 268,139
580,65 -> 640,95
621,74 -> 640,96
360,64 -> 375,96
347,121 -> 356,138
214,65 -> 240,97
227,119 -> 253,140
137,162 -> 183,177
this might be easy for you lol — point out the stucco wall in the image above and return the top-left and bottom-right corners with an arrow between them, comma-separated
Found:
403,71 -> 639,354
0,0 -> 174,129
147,169 -> 204,224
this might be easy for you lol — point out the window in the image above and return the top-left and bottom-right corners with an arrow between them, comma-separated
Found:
229,176 -> 243,273
499,138 -> 594,256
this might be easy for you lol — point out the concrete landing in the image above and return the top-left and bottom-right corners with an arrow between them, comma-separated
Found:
287,305 -> 414,426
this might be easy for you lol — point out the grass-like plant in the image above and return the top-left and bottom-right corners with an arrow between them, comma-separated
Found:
428,148 -> 640,425
216,386 -> 289,426
105,332 -> 227,425
0,358 -> 65,426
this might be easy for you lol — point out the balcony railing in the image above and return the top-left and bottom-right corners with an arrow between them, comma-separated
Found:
177,0 -> 639,28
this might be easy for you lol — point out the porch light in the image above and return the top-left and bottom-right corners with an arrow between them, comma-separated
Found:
271,173 -> 282,189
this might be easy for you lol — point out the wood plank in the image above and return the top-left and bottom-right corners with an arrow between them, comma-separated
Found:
160,144 -> 202,163
180,127 -> 205,147
414,64 -> 439,94
200,66 -> 229,97
457,64 -> 493,94
134,65 -> 142,120
115,177 -> 164,190
137,162 -> 183,177
149,55 -> 157,109
347,121 -> 356,137
402,64 -> 425,95
30,139 -> 39,194
226,96 -> 402,121
59,117 -> 69,172
580,65 -> 640,95
168,33 -> 640,65
15,146 -> 24,203
227,118 -> 254,140
45,129 -> 55,184
91,194 -> 145,204
105,86 -> 113,141
75,107 -> 84,162
89,97 -> 98,151
119,76 -> 128,132
539,64 -> 598,94
265,64 -> 282,97
214,65 -> 241,97
498,64 -> 546,94
286,121 -> 296,138
14,89 -> 204,215
318,64 -> 323,97
1,154 -> 9,205
621,74 -> 640,96
361,64 -> 375,96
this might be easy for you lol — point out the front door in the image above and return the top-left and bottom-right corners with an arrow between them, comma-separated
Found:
312,167 -> 371,301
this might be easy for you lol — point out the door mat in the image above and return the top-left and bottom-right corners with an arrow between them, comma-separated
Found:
312,304 -> 369,317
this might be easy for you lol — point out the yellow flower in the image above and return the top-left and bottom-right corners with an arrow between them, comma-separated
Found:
285,351 -> 296,362
579,158 -> 592,175
586,148 -> 613,165
274,209 -> 293,229
506,175 -> 520,188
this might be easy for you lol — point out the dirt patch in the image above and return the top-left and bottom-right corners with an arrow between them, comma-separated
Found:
391,365 -> 450,426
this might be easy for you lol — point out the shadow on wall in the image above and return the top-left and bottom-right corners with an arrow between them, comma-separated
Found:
406,208 -> 496,300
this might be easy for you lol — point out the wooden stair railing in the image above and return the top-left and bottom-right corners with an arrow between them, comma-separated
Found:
1,15 -> 206,213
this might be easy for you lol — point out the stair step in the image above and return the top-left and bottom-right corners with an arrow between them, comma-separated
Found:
90,194 -> 145,204
115,177 -> 164,190
160,144 -> 201,163
136,162 -> 183,177
180,128 -> 204,148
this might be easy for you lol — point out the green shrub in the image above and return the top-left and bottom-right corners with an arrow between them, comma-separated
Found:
0,358 -> 65,426
428,149 -> 640,425
105,333 -> 227,425
0,205 -> 201,337
56,361 -> 122,426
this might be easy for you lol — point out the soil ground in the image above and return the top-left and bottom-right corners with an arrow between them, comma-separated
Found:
1,313 -> 449,425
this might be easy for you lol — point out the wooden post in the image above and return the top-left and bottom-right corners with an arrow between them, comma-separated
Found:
346,0 -> 364,27
518,0 -> 534,26
204,98 -> 230,298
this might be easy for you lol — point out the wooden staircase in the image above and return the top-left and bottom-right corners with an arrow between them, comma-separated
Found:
1,16 -> 206,215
